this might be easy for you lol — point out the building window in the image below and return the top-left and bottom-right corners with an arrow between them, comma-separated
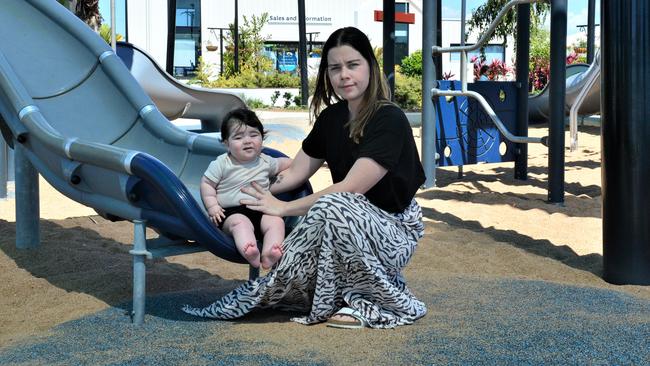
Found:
263,42 -> 323,74
450,44 -> 506,64
173,0 -> 201,78
395,2 -> 409,64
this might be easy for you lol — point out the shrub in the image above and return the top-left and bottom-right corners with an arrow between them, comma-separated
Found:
244,97 -> 268,109
471,56 -> 513,81
394,72 -> 422,111
282,92 -> 293,108
270,90 -> 281,105
258,72 -> 300,88
400,50 -> 423,78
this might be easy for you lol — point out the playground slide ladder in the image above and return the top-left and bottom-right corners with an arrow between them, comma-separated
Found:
431,0 -> 547,146
569,49 -> 601,151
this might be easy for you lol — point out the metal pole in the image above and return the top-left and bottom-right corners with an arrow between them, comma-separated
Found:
586,0 -> 596,64
383,0 -> 395,100
297,0 -> 309,106
460,0 -> 466,91
131,220 -> 148,324
0,139 -> 7,199
421,0 -> 436,188
548,0 -> 566,204
234,0 -> 239,74
220,29 -> 224,75
458,0 -> 466,179
514,3 -> 530,180
15,142 -> 39,249
601,0 -> 650,285
110,0 -> 116,51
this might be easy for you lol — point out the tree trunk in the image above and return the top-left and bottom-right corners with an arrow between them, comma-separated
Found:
74,0 -> 102,32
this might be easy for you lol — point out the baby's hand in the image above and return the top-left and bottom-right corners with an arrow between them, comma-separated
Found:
208,205 -> 225,225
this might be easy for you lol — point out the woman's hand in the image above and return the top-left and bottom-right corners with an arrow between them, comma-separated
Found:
241,182 -> 287,217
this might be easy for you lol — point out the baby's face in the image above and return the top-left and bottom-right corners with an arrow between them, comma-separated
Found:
224,124 -> 263,164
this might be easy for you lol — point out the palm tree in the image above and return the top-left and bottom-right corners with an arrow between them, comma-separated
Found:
58,0 -> 102,32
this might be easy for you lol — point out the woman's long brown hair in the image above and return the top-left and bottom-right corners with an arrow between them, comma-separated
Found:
310,27 -> 392,143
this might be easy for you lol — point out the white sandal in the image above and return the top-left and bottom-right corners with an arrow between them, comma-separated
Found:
326,307 -> 369,329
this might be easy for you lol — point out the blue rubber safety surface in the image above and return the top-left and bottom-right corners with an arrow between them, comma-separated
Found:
1,277 -> 648,365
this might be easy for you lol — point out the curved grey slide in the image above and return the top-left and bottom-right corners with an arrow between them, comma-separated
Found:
0,0 -> 310,264
115,41 -> 246,132
528,57 -> 601,122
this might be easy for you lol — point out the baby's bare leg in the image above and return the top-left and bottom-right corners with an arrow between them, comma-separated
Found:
223,214 -> 260,268
259,215 -> 285,269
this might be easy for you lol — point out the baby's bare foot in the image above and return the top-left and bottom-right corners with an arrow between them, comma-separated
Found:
242,242 -> 260,268
261,243 -> 283,269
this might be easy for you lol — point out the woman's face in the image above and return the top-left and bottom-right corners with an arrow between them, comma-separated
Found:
326,45 -> 370,108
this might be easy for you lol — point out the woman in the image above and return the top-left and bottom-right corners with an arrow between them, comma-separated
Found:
183,27 -> 427,329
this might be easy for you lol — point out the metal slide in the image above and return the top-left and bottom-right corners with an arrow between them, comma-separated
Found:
528,55 -> 601,123
0,2 -> 310,273
115,41 -> 246,132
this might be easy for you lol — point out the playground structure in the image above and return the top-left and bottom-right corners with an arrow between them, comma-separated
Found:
0,0 -> 311,324
529,50 -> 601,151
0,1 -> 647,335
421,0 -> 648,285
115,41 -> 246,132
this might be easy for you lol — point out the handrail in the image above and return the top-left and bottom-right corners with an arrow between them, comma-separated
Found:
569,50 -> 601,151
432,89 -> 547,146
431,0 -> 546,145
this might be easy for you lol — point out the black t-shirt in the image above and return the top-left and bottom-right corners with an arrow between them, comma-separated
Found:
302,101 -> 425,213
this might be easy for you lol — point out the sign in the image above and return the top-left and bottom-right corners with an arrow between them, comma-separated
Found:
269,14 -> 332,25
373,10 -> 415,24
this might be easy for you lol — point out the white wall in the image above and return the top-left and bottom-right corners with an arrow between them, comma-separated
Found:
127,0 -> 168,68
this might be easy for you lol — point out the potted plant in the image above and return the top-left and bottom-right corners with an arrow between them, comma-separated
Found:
206,41 -> 218,52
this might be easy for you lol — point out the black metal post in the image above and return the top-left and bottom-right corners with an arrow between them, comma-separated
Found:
298,0 -> 309,106
601,0 -> 650,285
586,0 -> 596,64
219,29 -> 224,75
166,0 -> 177,75
234,0 -> 239,74
514,3 -> 530,181
383,0 -> 395,100
548,0 -> 566,204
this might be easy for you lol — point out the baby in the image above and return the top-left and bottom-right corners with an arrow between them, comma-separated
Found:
200,108 -> 291,269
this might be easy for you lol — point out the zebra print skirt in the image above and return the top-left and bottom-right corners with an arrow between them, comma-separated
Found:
182,192 -> 427,328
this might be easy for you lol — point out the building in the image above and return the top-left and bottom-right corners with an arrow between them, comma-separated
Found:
106,0 -> 513,80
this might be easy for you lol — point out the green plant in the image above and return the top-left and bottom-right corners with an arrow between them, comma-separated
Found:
221,13 -> 274,77
258,72 -> 300,88
244,97 -> 268,109
282,92 -> 293,108
467,0 -> 549,44
394,72 -> 422,111
270,90 -> 281,105
293,94 -> 302,107
99,24 -> 124,44
400,50 -> 423,78
187,57 -> 214,86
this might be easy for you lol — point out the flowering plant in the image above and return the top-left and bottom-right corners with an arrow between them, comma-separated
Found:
471,56 -> 513,81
